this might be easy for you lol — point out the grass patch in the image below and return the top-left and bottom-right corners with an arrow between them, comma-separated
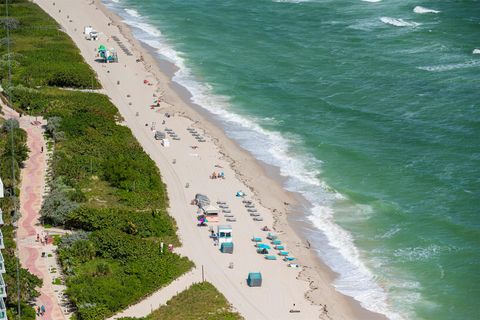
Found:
146,282 -> 243,320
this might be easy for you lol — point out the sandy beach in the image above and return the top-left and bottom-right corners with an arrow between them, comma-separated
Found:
32,1 -> 387,319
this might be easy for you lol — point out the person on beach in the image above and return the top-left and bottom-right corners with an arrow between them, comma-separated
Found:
40,305 -> 45,316
41,146 -> 43,153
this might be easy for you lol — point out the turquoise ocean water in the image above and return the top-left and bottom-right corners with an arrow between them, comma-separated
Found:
103,1 -> 479,319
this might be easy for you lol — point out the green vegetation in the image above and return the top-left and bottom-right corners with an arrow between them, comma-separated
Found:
146,282 -> 243,320
0,0 -> 100,91
0,1 -> 192,319
0,119 -> 42,320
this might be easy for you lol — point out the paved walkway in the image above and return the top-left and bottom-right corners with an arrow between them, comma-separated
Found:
1,106 -> 67,320
109,268 -> 201,319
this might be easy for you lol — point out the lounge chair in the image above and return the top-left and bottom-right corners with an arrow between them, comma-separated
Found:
279,251 -> 289,256
267,233 -> 277,240
253,217 -> 264,221
224,214 -> 234,217
256,243 -> 271,249
272,240 -> 282,245
247,208 -> 257,212
251,237 -> 262,242
247,272 -> 262,287
264,255 -> 277,260
256,248 -> 268,254
283,256 -> 296,262
274,245 -> 285,250
226,217 -> 237,222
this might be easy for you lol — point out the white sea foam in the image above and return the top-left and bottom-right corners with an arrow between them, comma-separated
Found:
381,17 -> 420,27
413,6 -> 440,14
125,8 -> 140,18
473,49 -> 480,54
111,3 -> 407,319
418,60 -> 480,72
362,0 -> 382,3
376,226 -> 402,239
393,245 -> 453,262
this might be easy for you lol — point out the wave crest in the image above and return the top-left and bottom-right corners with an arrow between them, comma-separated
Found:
413,6 -> 440,14
381,17 -> 420,27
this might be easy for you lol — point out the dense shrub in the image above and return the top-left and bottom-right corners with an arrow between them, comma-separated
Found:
40,178 -> 79,226
59,231 -> 89,249
147,282 -> 243,320
1,118 -> 19,132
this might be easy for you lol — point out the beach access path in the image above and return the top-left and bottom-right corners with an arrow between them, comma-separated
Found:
1,105 -> 68,320
108,268 -> 200,319
32,1 -> 386,319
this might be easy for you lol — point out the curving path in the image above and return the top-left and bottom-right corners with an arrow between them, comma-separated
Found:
1,106 -> 67,320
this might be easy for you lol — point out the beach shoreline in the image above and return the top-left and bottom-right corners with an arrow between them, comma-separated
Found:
33,0 -> 386,318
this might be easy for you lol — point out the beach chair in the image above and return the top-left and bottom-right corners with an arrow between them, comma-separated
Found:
264,255 -> 277,260
279,251 -> 289,256
245,204 -> 255,208
283,256 -> 296,262
250,212 -> 260,217
222,209 -> 232,213
247,208 -> 257,212
267,233 -> 277,240
272,240 -> 282,245
242,200 -> 252,204
247,272 -> 262,287
224,213 -> 234,217
274,245 -> 285,250
256,248 -> 269,254
198,139 -> 206,142
253,217 -> 263,221
256,243 -> 271,249
226,217 -> 237,222
251,237 -> 262,242
220,242 -> 234,254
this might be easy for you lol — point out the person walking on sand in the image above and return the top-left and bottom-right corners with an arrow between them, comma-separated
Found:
40,305 -> 45,316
